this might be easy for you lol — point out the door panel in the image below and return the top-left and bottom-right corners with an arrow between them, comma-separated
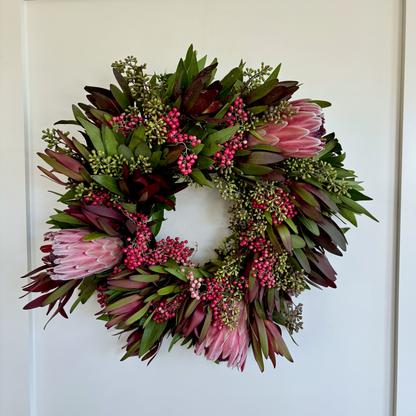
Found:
1,0 -> 402,415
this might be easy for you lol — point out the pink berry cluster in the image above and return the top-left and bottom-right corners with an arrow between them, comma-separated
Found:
109,113 -> 143,136
167,132 -> 200,147
238,235 -> 278,288
252,188 -> 297,225
178,152 -> 198,175
239,232 -> 273,253
149,294 -> 187,323
224,97 -> 249,127
203,278 -> 226,330
212,132 -> 248,168
187,270 -> 203,299
96,284 -> 109,308
83,190 -> 111,207
230,275 -> 248,292
251,249 -> 277,289
122,217 -> 152,270
147,237 -> 193,266
161,108 -> 181,141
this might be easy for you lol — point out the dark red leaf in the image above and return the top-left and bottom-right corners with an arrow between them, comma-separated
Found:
190,90 -> 218,114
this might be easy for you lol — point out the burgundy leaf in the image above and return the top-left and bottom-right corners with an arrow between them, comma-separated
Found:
154,195 -> 175,210
190,90 -> 218,114
38,166 -> 67,185
44,149 -> 84,172
83,205 -> 124,221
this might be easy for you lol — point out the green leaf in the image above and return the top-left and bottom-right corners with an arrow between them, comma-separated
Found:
120,202 -> 137,213
72,105 -> 86,122
168,332 -> 182,352
298,215 -> 320,235
129,126 -> 147,151
134,143 -> 152,159
72,138 -> 91,160
91,175 -> 124,196
197,156 -> 215,170
292,184 -> 318,207
248,129 -> 266,142
151,210 -> 164,237
335,168 -> 355,178
199,139 -> 222,157
291,235 -> 306,249
165,268 -> 188,282
138,319 -> 157,358
293,249 -> 311,273
266,64 -> 281,81
103,126 -> 119,156
157,285 -> 177,296
199,307 -> 212,342
104,294 -> 140,312
49,213 -> 85,226
247,106 -> 268,115
189,169 -> 212,187
307,100 -> 331,108
113,68 -> 134,103
318,219 -> 347,251
221,67 -> 241,90
267,224 -> 282,252
244,79 -> 278,105
125,302 -> 151,326
150,151 -> 162,168
148,265 -> 166,274
265,211 -> 273,225
251,324 -> 265,372
284,218 -> 298,234
197,55 -> 207,72
339,195 -> 378,222
245,151 -> 284,165
339,207 -> 358,227
130,274 -> 160,282
206,125 -> 239,144
161,259 -> 180,269
254,298 -> 266,320
317,138 -> 338,159
237,163 -> 272,176
184,298 -> 201,319
78,119 -> 105,153
254,310 -> 268,358
348,189 -> 373,201
120,340 -> 141,361
54,119 -> 79,126
234,149 -> 251,157
110,84 -> 130,110
275,223 -> 292,253
42,280 -> 78,306
82,231 -> 108,241
117,144 -> 134,161
248,144 -> 282,153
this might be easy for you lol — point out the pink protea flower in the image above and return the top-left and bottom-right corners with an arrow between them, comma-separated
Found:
41,229 -> 123,280
248,99 -> 326,158
195,301 -> 250,370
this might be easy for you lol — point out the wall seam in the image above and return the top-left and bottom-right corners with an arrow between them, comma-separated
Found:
20,1 -> 37,415
392,0 -> 407,415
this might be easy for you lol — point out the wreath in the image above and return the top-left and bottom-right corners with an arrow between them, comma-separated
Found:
22,45 -> 376,371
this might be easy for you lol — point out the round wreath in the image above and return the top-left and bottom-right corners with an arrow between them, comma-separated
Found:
22,46 -> 376,371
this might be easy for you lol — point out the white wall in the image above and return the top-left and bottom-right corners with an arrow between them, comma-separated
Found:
0,0 -> 413,415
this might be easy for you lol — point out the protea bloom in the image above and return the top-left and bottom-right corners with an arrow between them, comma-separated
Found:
248,99 -> 326,158
41,229 -> 123,280
195,301 -> 249,370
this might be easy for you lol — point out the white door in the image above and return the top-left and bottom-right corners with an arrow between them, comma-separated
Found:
1,0 -> 414,415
